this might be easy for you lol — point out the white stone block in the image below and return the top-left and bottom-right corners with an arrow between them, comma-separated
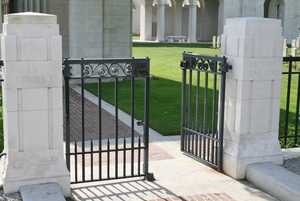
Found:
5,112 -> 19,152
274,37 -> 284,57
270,98 -> 281,132
224,96 -> 236,131
22,88 -> 48,111
224,78 -> 237,98
250,99 -> 272,133
50,36 -> 62,61
225,36 -> 239,57
254,39 -> 274,58
51,88 -> 63,110
52,109 -> 63,150
235,80 -> 250,99
4,61 -> 62,89
3,24 -> 59,38
1,35 -> 17,61
4,12 -> 57,24
238,37 -> 253,58
272,80 -> 282,99
21,38 -> 47,61
23,111 -> 49,150
228,58 -> 282,81
3,90 -> 18,112
252,81 -> 272,99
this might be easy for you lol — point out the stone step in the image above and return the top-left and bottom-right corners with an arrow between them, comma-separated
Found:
246,162 -> 300,201
20,183 -> 65,201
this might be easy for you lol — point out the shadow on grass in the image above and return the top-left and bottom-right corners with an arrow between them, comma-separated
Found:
84,75 -> 220,136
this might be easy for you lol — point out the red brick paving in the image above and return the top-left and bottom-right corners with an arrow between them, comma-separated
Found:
64,88 -> 140,142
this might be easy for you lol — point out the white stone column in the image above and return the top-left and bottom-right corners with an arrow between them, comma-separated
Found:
28,0 -> 33,11
174,5 -> 182,36
156,0 -> 165,42
188,0 -> 197,42
140,2 -> 153,41
69,0 -> 103,58
221,18 -> 284,179
0,12 -> 70,196
34,0 -> 40,12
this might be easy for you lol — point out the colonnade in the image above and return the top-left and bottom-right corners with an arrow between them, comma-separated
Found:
141,0 -> 199,42
2,0 -> 47,14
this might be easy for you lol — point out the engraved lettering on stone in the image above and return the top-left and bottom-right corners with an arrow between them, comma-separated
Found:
250,61 -> 276,68
15,66 -> 53,84
247,61 -> 278,78
246,70 -> 278,77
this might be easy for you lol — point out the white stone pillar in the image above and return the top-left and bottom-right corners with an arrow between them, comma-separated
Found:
174,5 -> 183,36
188,0 -> 197,42
69,0 -> 103,58
156,0 -> 165,42
28,0 -> 33,11
34,0 -> 40,12
0,12 -> 70,196
140,2 -> 153,41
221,18 -> 284,179
41,0 -> 47,13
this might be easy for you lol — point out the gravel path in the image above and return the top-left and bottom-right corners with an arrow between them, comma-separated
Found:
282,156 -> 300,175
0,188 -> 21,201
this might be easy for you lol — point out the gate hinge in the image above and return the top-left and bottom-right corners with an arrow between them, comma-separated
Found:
63,58 -> 73,77
219,57 -> 232,73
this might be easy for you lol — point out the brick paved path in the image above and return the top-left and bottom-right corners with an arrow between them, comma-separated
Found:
64,88 -> 140,142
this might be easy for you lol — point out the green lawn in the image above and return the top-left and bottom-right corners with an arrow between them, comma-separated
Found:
84,43 -> 221,135
84,43 -> 300,147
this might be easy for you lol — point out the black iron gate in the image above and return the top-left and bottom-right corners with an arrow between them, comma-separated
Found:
180,52 -> 232,172
63,57 -> 153,184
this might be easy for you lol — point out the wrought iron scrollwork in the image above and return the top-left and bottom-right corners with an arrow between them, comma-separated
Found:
82,63 -> 133,77
62,58 -> 149,78
181,52 -> 232,73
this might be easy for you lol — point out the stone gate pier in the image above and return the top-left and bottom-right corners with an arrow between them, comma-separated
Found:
221,17 -> 284,179
0,12 -> 70,195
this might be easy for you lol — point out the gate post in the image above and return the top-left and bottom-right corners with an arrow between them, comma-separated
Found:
221,18 -> 284,179
0,13 -> 70,195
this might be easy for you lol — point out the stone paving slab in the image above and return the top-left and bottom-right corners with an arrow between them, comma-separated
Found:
20,183 -> 65,201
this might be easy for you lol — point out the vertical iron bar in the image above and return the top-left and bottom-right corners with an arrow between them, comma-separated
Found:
203,72 -> 208,160
64,69 -> 71,171
144,70 -> 150,179
294,75 -> 300,145
90,140 -> 93,181
123,138 -> 126,177
98,79 -> 102,180
211,63 -> 217,164
131,77 -> 135,176
138,137 -> 141,175
217,58 -> 227,172
115,78 -> 119,178
75,141 -> 78,183
181,58 -> 187,151
107,139 -> 110,179
284,60 -> 293,145
187,69 -> 192,153
81,63 -> 85,182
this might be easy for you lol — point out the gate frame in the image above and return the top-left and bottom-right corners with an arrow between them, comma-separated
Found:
63,57 -> 154,183
180,52 -> 232,172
